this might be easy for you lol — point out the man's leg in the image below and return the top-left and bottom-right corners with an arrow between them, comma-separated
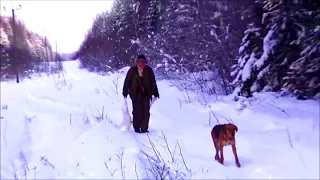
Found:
132,96 -> 142,132
141,97 -> 151,133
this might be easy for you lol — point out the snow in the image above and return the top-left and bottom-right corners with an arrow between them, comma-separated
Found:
1,61 -> 319,179
254,29 -> 277,69
238,40 -> 249,54
0,26 -> 10,47
210,29 -> 221,43
130,38 -> 140,45
241,52 -> 257,82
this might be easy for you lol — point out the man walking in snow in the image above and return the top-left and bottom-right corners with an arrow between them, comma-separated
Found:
122,55 -> 159,133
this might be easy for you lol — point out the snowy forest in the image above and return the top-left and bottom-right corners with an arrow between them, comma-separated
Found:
75,0 -> 320,99
0,16 -> 64,81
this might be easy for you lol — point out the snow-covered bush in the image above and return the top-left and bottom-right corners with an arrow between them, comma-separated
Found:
141,133 -> 192,180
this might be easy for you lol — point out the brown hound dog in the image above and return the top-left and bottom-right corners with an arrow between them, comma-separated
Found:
211,123 -> 241,168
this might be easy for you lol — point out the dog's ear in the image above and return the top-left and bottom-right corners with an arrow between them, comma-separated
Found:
228,123 -> 238,132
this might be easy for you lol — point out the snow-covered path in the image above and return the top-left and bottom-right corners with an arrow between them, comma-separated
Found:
1,61 -> 319,179
1,62 -> 143,179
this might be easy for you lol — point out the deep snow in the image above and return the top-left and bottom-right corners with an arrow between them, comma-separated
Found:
1,61 -> 319,179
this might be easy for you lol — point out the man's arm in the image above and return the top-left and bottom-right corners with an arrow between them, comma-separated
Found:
149,67 -> 159,98
123,67 -> 133,97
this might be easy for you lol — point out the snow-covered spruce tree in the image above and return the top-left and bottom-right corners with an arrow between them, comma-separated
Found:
77,30 -> 94,70
77,0 -> 141,72
151,0 -> 203,73
232,0 -> 320,98
78,11 -> 120,71
146,0 -> 160,35
77,15 -> 104,72
232,0 -> 287,97
111,0 -> 139,69
250,0 -> 301,94
89,12 -> 113,72
231,23 -> 265,97
130,0 -> 156,38
254,0 -> 320,98
134,0 -> 163,63
199,0 -> 258,94
283,0 -> 320,98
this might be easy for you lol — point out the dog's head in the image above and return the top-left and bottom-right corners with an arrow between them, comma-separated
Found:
226,123 -> 238,137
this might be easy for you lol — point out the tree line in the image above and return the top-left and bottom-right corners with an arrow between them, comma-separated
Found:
0,16 -> 64,81
75,0 -> 319,99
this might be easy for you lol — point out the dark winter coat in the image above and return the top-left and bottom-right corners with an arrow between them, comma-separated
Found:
122,65 -> 159,100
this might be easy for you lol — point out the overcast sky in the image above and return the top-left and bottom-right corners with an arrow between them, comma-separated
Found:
1,0 -> 113,53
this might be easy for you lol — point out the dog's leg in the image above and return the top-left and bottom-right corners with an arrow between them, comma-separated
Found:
219,142 -> 224,165
214,141 -> 219,161
211,133 -> 220,161
231,144 -> 241,168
